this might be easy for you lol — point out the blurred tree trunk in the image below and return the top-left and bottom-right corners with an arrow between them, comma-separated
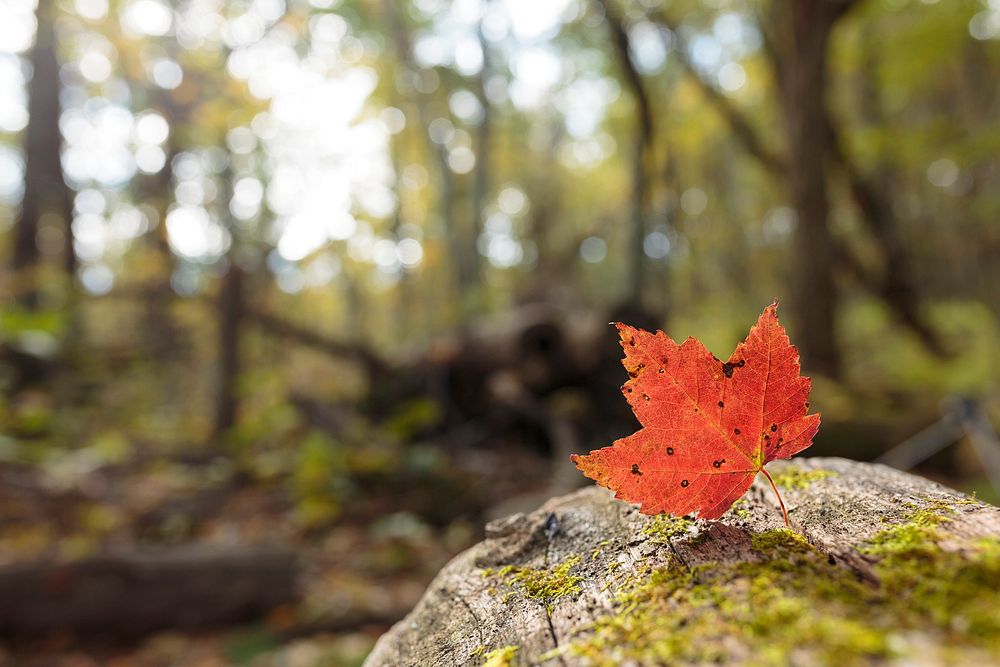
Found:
142,139 -> 181,359
213,157 -> 242,438
959,38 -> 1000,315
14,0 -> 74,308
597,0 -> 655,308
653,1 -> 914,376
827,25 -> 946,357
110,1 -> 184,361
719,143 -> 751,299
525,118 -> 564,295
751,1 -> 939,369
387,92 -> 414,335
142,36 -> 184,360
469,0 -> 492,288
383,0 -> 470,318
213,261 -> 243,438
653,135 -> 679,313
777,0 -> 845,377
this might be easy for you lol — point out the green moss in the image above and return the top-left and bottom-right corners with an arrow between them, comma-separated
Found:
769,468 -> 836,491
861,502 -> 1000,642
486,556 -> 584,605
591,539 -> 612,561
731,498 -> 752,519
482,645 -> 519,667
750,528 -> 813,553
641,514 -> 698,544
566,501 -> 1000,665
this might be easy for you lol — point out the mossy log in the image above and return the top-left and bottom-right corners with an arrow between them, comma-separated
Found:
365,457 -> 1000,666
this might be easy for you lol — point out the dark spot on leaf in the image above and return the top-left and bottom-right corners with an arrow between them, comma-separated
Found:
718,401 -> 725,408
805,402 -> 810,409
666,447 -> 674,455
734,428 -> 741,435
626,387 -> 633,393
628,370 -> 638,379
631,463 -> 642,476
638,363 -> 645,369
680,479 -> 689,488
770,424 -> 777,432
629,336 -> 635,346
643,393 -> 650,401
712,459 -> 725,468
661,357 -> 669,365
764,434 -> 771,441
722,359 -> 747,377
658,368 -> 665,374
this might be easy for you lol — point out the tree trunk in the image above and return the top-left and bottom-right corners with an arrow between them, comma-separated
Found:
143,140 -> 182,359
826,26 -> 946,357
597,0 -> 655,308
14,0 -> 74,308
382,0 -> 472,315
781,1 -> 842,377
469,0 -> 492,288
213,263 -> 243,438
365,457 -> 1000,666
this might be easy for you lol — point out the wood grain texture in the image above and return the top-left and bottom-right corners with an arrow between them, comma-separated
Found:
365,457 -> 1000,666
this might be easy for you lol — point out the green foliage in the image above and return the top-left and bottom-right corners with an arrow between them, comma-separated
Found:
0,308 -> 66,340
383,398 -> 442,441
843,299 -> 1000,396
222,628 -> 280,665
292,431 -> 350,527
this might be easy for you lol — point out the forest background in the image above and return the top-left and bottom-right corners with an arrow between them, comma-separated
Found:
0,0 -> 999,664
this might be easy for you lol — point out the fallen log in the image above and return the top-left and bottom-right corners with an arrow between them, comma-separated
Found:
0,545 -> 297,638
365,457 -> 1000,666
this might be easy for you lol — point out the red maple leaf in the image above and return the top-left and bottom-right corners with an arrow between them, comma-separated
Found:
571,300 -> 819,526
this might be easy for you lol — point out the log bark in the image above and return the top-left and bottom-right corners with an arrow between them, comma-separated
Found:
365,457 -> 1000,666
0,546 -> 297,638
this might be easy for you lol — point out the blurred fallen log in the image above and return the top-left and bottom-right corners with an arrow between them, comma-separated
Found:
0,546 -> 298,638
260,302 -> 657,456
250,308 -> 386,378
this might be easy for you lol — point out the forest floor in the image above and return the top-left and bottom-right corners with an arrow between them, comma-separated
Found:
0,441 -> 554,667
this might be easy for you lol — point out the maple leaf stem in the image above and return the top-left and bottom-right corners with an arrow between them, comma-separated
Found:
760,467 -> 790,529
